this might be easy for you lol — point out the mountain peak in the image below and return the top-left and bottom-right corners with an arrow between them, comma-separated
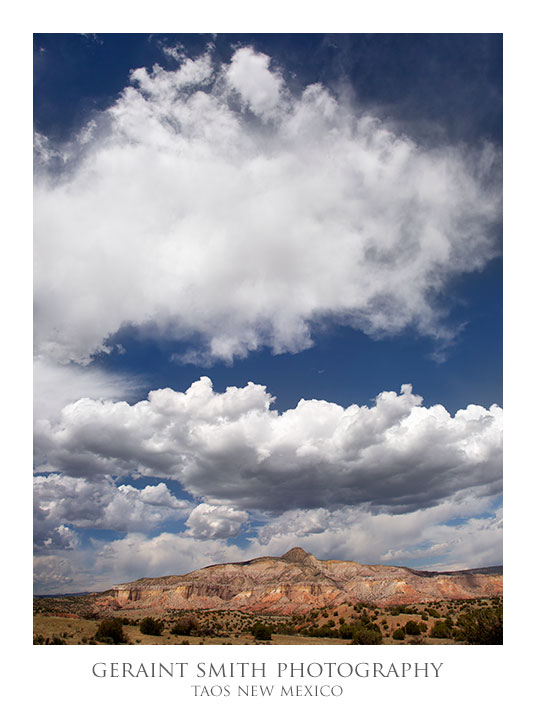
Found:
281,547 -> 312,563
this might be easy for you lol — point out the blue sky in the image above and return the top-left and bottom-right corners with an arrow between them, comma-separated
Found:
33,34 -> 502,594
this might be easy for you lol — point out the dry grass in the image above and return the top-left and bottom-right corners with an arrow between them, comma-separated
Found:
32,616 -> 349,645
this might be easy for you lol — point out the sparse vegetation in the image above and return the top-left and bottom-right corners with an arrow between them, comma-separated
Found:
351,626 -> 383,645
430,621 -> 450,638
171,616 -> 198,636
404,620 -> 421,636
94,618 -> 126,644
251,622 -> 272,641
139,617 -> 164,636
33,594 -> 502,645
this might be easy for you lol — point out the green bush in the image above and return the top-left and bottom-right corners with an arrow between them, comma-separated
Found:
430,621 -> 450,638
95,618 -> 126,644
251,622 -> 272,641
139,617 -> 164,636
50,635 -> 66,645
392,628 -> 405,640
404,620 -> 421,636
171,616 -> 198,636
338,624 -> 354,640
456,607 -> 502,645
351,626 -> 383,645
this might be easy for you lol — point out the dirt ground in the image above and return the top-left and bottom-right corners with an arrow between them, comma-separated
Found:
32,615 -> 351,645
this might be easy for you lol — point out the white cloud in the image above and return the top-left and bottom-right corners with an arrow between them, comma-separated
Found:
226,47 -> 285,119
33,498 -> 502,594
253,497 -> 502,571
34,378 -> 502,514
34,46 -> 500,366
186,503 -> 249,539
33,357 -> 139,422
34,555 -> 76,593
93,532 -> 244,588
33,475 -> 192,544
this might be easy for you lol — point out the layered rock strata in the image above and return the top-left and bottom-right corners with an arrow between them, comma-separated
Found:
98,547 -> 502,615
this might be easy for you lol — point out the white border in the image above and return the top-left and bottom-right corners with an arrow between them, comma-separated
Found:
4,2 -> 532,705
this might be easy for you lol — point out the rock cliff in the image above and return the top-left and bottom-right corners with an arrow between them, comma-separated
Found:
98,547 -> 502,615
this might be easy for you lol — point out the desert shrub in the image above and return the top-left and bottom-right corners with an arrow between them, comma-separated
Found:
456,607 -> 502,645
50,635 -> 66,645
351,626 -> 383,645
171,616 -> 198,636
33,634 -> 46,645
139,617 -> 164,636
428,608 -> 440,618
430,621 -> 450,638
251,622 -> 272,641
95,618 -> 126,644
338,624 -> 354,640
307,625 -> 338,638
404,620 -> 421,636
418,622 -> 427,633
408,636 -> 424,645
392,628 -> 405,640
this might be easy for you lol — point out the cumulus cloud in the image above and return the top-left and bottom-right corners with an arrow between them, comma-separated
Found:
33,475 -> 192,546
34,357 -> 139,422
34,497 -> 501,593
185,503 -> 249,539
253,497 -> 502,571
226,47 -> 285,119
93,532 -> 244,588
34,45 -> 500,366
34,555 -> 76,593
35,378 -> 502,514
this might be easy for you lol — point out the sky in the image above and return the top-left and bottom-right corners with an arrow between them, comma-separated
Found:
33,33 -> 502,595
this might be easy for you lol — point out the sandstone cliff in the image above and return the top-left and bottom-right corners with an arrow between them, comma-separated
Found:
98,547 -> 502,615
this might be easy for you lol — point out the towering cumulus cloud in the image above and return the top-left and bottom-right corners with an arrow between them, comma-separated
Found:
34,45 -> 500,366
35,378 -> 502,514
